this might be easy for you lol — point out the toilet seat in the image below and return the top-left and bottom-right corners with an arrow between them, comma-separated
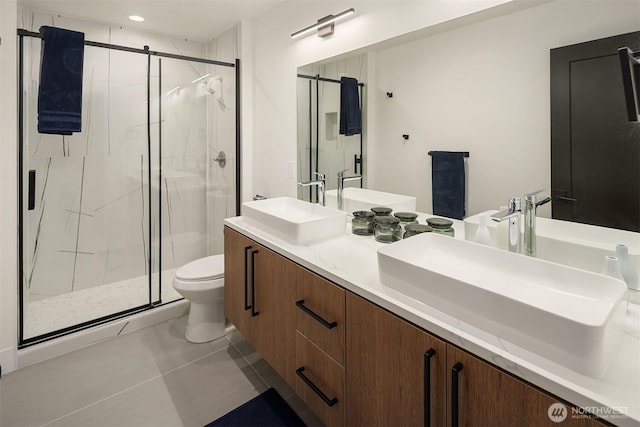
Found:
175,254 -> 224,282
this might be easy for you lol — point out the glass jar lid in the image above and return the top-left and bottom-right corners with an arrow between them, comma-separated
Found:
394,212 -> 418,221
371,206 -> 393,216
405,223 -> 433,234
426,217 -> 454,229
374,215 -> 400,225
353,210 -> 375,218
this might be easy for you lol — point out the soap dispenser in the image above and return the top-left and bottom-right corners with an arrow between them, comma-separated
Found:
474,213 -> 492,246
616,244 -> 638,290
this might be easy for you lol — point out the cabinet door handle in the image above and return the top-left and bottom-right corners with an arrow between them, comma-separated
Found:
295,300 -> 337,329
296,367 -> 338,407
423,348 -> 436,427
250,249 -> 259,317
451,362 -> 464,427
243,246 -> 252,311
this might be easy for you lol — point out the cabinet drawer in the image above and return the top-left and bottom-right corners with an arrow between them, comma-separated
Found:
295,332 -> 345,427
295,268 -> 345,365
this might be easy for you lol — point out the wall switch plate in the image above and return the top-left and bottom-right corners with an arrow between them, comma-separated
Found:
288,161 -> 295,179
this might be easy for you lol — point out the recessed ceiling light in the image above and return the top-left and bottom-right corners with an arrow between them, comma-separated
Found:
128,15 -> 145,22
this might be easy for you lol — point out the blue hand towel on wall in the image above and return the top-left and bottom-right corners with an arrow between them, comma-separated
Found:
431,151 -> 466,220
339,77 -> 362,136
38,26 -> 85,135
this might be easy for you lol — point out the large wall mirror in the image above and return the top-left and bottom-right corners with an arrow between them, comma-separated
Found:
296,0 -> 639,233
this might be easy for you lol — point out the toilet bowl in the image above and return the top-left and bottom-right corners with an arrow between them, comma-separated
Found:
173,254 -> 225,343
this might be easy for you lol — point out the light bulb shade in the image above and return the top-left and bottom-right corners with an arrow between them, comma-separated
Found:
291,8 -> 355,39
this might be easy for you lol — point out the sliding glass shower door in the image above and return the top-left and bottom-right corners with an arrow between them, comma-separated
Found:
18,32 -> 238,347
20,41 -> 155,343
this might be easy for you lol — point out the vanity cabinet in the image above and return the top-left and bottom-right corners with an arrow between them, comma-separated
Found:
345,292 -> 447,427
225,226 -> 611,427
223,227 -> 297,387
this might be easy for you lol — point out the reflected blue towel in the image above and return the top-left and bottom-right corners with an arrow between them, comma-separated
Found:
38,26 -> 84,135
431,151 -> 466,220
339,76 -> 362,136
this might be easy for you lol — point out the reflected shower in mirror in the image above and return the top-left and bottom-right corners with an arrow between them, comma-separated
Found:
296,54 -> 367,203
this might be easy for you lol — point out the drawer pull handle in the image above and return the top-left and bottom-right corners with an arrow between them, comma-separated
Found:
296,300 -> 337,329
451,362 -> 464,427
424,348 -> 436,427
296,367 -> 338,407
243,246 -> 252,311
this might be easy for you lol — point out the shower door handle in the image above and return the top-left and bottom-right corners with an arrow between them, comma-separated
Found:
28,170 -> 36,210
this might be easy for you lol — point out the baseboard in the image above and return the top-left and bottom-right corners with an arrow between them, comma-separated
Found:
17,300 -> 189,370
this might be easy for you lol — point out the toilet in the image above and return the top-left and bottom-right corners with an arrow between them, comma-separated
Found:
173,254 -> 225,343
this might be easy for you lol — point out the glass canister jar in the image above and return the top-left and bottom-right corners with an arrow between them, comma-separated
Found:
426,217 -> 455,237
403,223 -> 433,238
352,211 -> 375,236
394,212 -> 418,231
374,216 -> 403,243
371,206 -> 393,217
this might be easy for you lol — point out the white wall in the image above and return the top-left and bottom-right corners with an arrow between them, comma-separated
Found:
248,0 -> 521,200
368,0 -> 640,215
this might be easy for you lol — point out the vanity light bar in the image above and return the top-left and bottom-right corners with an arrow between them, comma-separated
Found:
291,8 -> 355,39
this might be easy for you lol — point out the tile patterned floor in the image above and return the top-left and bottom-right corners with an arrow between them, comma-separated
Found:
0,315 -> 323,427
24,269 -> 181,339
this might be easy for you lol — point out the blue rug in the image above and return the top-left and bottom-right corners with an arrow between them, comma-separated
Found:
206,388 -> 306,427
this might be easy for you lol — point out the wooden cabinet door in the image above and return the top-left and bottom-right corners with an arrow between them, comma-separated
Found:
346,292 -> 447,427
252,245 -> 297,387
223,227 -> 255,340
446,345 -> 607,427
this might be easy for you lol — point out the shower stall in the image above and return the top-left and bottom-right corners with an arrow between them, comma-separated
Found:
17,29 -> 240,347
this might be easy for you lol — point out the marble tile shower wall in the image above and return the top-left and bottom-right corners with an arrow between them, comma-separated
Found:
20,10 -> 238,303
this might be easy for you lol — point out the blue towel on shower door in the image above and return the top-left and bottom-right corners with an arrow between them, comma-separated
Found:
37,26 -> 85,135
431,151 -> 466,220
339,77 -> 362,136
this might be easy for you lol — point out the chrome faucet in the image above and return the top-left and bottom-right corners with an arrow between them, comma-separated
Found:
298,172 -> 326,206
490,197 -> 522,254
523,190 -> 551,257
337,169 -> 362,210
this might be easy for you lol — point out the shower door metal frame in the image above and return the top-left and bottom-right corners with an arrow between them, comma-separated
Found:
17,29 -> 242,348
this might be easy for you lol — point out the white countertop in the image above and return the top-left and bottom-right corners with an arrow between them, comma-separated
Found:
225,214 -> 640,427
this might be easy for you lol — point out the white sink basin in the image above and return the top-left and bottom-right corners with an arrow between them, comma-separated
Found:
325,188 -> 416,213
378,233 -> 627,376
464,211 -> 640,281
242,197 -> 347,245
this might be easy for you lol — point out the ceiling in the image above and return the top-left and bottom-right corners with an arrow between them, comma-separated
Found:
19,0 -> 286,41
